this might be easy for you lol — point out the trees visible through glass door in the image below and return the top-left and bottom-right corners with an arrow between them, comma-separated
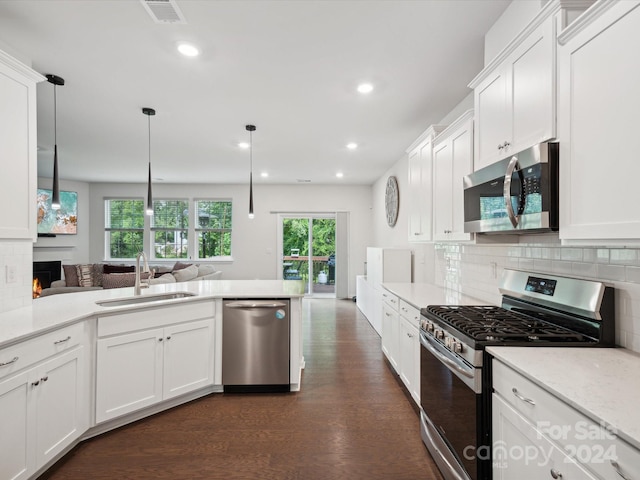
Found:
281,216 -> 335,296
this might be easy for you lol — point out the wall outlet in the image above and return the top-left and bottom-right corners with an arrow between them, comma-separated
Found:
6,265 -> 17,283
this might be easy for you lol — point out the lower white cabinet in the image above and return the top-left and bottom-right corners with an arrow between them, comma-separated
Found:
398,315 -> 419,404
0,325 -> 88,480
493,394 -> 597,480
492,359 -> 640,480
96,302 -> 215,423
381,293 -> 399,371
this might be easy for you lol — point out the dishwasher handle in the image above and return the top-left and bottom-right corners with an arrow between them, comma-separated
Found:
225,301 -> 288,309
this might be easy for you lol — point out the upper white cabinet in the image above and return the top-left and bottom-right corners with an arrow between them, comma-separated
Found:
406,125 -> 446,242
0,50 -> 44,240
469,1 -> 594,171
558,0 -> 640,242
432,110 -> 474,242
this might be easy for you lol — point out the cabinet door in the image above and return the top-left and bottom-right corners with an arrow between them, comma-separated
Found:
163,319 -> 214,400
510,18 -> 555,154
493,394 -> 598,480
96,328 -> 164,423
35,347 -> 86,467
559,1 -> 640,241
381,302 -> 395,365
475,68 -> 509,170
449,119 -> 473,241
433,140 -> 453,241
407,147 -> 424,241
398,318 -> 417,401
0,371 -> 34,480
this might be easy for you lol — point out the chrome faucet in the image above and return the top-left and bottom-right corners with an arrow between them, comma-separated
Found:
134,251 -> 151,295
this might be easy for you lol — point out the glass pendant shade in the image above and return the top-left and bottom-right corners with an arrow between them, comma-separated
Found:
246,124 -> 256,219
143,107 -> 156,216
46,74 -> 64,210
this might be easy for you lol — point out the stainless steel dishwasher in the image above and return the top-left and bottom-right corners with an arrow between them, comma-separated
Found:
222,299 -> 290,393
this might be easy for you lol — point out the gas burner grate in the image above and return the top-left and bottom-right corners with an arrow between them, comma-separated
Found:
424,305 -> 587,342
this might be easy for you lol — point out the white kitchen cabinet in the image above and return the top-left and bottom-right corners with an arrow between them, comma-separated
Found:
471,13 -> 556,171
0,323 -> 88,480
406,125 -> 447,242
493,394 -> 598,480
558,0 -> 640,242
433,110 -> 474,242
381,292 -> 399,370
96,302 -> 215,423
398,300 -> 420,405
492,358 -> 640,480
0,50 -> 44,240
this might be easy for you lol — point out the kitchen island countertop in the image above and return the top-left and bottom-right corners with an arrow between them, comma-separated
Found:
0,279 -> 305,349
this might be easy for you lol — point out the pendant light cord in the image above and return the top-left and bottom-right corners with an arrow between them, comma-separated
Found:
53,84 -> 57,145
148,113 -> 151,169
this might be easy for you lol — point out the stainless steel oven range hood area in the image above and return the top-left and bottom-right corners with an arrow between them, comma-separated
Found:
463,142 -> 559,234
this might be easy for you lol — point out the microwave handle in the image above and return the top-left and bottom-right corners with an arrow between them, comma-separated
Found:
503,155 -> 521,228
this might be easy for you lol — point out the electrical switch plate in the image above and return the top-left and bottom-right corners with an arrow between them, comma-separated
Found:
6,265 -> 17,283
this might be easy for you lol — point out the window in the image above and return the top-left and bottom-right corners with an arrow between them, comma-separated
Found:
151,200 -> 189,259
105,199 -> 144,259
196,200 -> 232,259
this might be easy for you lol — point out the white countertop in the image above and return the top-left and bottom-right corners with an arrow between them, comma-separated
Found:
381,282 -> 486,309
0,280 -> 304,349
488,346 -> 640,449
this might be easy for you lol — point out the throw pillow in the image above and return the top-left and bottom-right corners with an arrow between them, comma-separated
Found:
62,264 -> 80,287
92,263 -> 104,287
103,264 -> 135,274
101,272 -> 152,289
172,261 -> 193,271
75,264 -> 94,287
196,264 -> 216,277
172,264 -> 198,282
149,273 -> 177,285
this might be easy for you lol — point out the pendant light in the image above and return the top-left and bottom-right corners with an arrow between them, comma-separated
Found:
246,124 -> 256,219
142,107 -> 156,216
46,74 -> 65,210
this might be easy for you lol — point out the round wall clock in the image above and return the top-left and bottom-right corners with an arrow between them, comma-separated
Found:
385,176 -> 399,227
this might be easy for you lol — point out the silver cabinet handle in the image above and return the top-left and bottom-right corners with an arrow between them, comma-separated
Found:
512,387 -> 536,405
54,336 -> 71,345
498,144 -> 504,150
166,336 -> 171,340
158,338 -> 163,342
0,356 -> 19,367
31,380 -> 40,387
611,460 -> 632,480
550,468 -> 562,479
41,376 -> 49,382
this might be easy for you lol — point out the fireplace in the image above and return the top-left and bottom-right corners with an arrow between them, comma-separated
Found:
33,261 -> 62,298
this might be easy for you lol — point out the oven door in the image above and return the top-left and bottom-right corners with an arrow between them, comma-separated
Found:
420,331 -> 483,480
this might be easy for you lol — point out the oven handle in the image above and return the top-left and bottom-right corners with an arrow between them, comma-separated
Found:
421,414 -> 470,480
420,331 -> 473,379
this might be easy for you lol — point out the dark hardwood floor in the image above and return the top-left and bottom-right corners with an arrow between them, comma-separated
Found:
40,299 -> 443,479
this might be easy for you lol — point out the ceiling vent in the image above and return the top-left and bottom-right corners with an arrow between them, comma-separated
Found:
140,0 -> 187,24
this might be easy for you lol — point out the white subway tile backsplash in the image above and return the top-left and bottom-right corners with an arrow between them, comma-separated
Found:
518,258 -> 535,271
533,259 -> 552,272
560,248 -> 583,262
551,260 -> 573,275
625,266 -> 640,284
571,262 -> 597,278
610,249 -> 638,265
596,249 -> 610,263
597,264 -> 626,282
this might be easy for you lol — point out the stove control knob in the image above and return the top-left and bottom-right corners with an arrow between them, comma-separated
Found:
435,329 -> 445,340
426,322 -> 435,333
452,341 -> 464,354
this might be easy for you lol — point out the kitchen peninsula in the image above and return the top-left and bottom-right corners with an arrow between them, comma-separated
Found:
0,279 -> 304,480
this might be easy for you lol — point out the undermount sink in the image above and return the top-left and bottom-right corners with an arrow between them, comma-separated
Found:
95,291 -> 197,307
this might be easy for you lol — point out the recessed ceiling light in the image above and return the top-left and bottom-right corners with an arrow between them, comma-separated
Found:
357,83 -> 374,94
260,172 -> 269,178
336,172 -> 344,178
177,43 -> 199,57
346,142 -> 358,150
238,142 -> 250,149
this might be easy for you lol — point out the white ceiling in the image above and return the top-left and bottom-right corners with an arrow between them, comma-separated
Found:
0,0 -> 510,186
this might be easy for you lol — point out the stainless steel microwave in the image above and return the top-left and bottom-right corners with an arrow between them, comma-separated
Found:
463,142 -> 559,234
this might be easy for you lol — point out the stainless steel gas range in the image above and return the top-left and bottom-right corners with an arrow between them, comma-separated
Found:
418,269 -> 615,480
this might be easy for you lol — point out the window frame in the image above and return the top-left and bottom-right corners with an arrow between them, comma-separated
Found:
104,198 -> 146,261
150,198 -> 190,261
194,198 -> 233,261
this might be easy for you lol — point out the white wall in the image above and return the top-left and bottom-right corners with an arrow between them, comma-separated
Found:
0,240 -> 33,313
89,182 -> 372,297
33,177 -> 91,265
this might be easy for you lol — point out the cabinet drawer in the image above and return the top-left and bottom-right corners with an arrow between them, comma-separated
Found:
399,300 -> 420,328
381,290 -> 399,310
493,360 -> 640,479
97,300 -> 215,337
0,322 -> 86,380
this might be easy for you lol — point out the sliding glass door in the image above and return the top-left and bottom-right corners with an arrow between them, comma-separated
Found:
279,215 -> 336,297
